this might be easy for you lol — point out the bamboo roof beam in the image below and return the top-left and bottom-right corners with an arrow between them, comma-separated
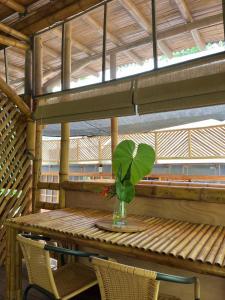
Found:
53,27 -> 94,56
158,13 -> 222,40
15,0 -> 104,35
42,59 -> 91,90
0,76 -> 31,117
0,22 -> 29,42
42,12 -> 222,89
84,14 -> 143,64
0,34 -> 29,50
174,0 -> 205,50
119,0 -> 173,58
0,0 -> 25,13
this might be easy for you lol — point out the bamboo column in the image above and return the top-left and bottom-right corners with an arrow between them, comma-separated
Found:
59,22 -> 71,208
110,54 -> 118,177
25,48 -> 36,160
32,36 -> 43,213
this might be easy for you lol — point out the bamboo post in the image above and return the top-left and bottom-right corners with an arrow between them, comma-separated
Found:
59,22 -> 71,208
110,54 -> 118,177
25,49 -> 36,160
32,36 -> 43,213
6,226 -> 22,300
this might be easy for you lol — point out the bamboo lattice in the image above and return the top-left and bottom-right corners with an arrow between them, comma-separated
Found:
42,124 -> 225,164
0,92 -> 32,265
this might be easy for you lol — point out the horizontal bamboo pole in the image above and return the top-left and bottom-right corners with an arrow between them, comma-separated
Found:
36,202 -> 60,210
60,181 -> 225,204
36,179 -> 225,205
0,22 -> 29,42
0,34 -> 29,50
0,76 -> 31,118
37,182 -> 60,190
0,0 -> 25,13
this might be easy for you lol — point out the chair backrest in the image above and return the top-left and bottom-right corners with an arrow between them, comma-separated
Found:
92,257 -> 159,300
17,234 -> 60,299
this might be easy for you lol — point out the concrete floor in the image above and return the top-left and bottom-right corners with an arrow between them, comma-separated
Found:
0,265 -> 100,300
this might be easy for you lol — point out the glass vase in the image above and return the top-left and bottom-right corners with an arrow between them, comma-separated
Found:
113,198 -> 127,227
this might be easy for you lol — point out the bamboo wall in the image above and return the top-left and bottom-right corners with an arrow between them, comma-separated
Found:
0,92 -> 32,265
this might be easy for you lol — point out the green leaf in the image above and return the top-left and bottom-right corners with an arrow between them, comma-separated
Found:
112,140 -> 155,185
112,140 -> 135,180
115,180 -> 135,203
131,143 -> 156,184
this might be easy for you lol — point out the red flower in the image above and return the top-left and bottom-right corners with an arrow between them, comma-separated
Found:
101,186 -> 110,197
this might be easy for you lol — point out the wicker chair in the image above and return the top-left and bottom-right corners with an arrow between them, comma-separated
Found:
92,257 -> 200,300
17,234 -> 103,300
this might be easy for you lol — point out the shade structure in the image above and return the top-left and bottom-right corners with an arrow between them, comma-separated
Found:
34,79 -> 135,124
134,52 -> 225,115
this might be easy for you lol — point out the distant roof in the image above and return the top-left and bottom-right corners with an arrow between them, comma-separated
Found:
43,104 -> 225,137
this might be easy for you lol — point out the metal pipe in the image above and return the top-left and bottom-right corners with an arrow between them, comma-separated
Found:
151,0 -> 158,69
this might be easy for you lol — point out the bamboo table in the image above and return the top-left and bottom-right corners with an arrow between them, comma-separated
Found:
6,207 -> 225,300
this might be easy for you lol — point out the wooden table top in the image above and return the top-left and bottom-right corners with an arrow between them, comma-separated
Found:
7,208 -> 225,277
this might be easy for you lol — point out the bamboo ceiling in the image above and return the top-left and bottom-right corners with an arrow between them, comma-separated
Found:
0,0 -> 224,94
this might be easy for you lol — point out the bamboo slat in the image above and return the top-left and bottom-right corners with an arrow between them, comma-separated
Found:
0,92 -> 32,266
41,124 -> 225,164
7,207 -> 225,276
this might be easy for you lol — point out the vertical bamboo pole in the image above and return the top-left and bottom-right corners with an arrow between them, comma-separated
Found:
25,47 -> 35,217
110,54 -> 118,178
6,226 -> 22,300
32,36 -> 43,213
25,48 -> 36,160
59,22 -> 71,208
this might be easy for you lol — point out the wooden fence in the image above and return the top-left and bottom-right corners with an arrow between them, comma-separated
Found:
42,124 -> 225,164
0,93 -> 32,266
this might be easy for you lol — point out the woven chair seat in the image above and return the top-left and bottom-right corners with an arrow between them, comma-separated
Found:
159,294 -> 181,300
53,262 -> 97,299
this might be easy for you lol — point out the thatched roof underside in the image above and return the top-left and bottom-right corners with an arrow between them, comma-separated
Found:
0,0 -> 223,93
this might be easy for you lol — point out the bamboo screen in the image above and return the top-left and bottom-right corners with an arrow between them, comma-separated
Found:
0,93 -> 32,265
41,124 -> 225,166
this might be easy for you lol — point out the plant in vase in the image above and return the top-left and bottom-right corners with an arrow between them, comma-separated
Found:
103,140 -> 155,227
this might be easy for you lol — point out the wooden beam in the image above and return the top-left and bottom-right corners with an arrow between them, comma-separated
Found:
119,0 -> 173,58
84,14 -> 143,64
0,75 -> 31,117
191,28 -> 205,50
0,0 -> 25,13
15,0 -> 105,35
158,40 -> 172,59
0,23 -> 29,42
174,0 -> 205,50
53,27 -> 94,56
42,12 -> 223,89
0,34 -> 29,50
174,0 -> 192,21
